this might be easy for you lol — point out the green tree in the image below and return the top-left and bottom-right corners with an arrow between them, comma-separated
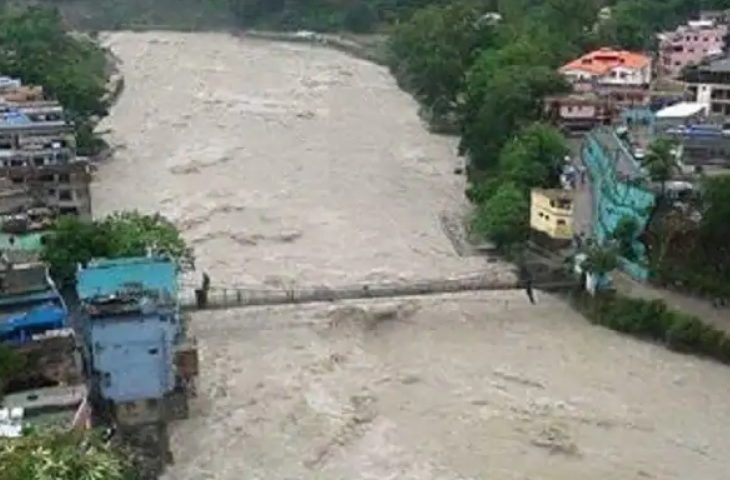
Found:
0,6 -> 109,152
582,244 -> 619,276
42,212 -> 193,285
0,430 -> 138,480
643,138 -> 677,196
471,182 -> 529,248
612,216 -> 640,260
0,6 -> 107,117
699,175 -> 730,277
389,1 -> 495,115
498,122 -> 568,189
460,64 -> 568,170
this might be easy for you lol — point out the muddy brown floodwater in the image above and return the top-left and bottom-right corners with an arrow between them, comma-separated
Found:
94,32 -> 730,480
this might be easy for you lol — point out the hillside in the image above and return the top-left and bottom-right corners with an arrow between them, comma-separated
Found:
12,0 -> 235,30
10,0 -> 456,31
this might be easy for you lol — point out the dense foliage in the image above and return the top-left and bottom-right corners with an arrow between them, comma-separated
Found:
228,0 -> 462,32
576,292 -> 730,364
0,5 -> 109,152
643,138 -> 678,194
651,175 -> 730,298
42,211 -> 193,284
471,182 -> 529,248
388,2 -> 495,116
0,430 -> 138,480
387,1 -> 584,248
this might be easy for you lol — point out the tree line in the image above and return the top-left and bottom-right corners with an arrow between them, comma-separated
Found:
388,0 -> 596,249
0,5 -> 109,154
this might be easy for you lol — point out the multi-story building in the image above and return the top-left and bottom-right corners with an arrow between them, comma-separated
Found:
683,54 -> 730,116
77,257 -> 180,404
544,93 -> 617,133
0,103 -> 91,219
0,76 -> 43,103
658,20 -> 727,78
559,48 -> 652,107
530,189 -> 575,242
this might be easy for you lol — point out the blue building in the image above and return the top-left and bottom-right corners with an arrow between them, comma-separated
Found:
77,256 -> 180,403
0,260 -> 67,345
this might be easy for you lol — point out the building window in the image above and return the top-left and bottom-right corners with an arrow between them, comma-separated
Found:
40,174 -> 54,182
557,219 -> 567,226
58,189 -> 73,201
59,206 -> 78,216
58,173 -> 70,183
688,48 -> 695,53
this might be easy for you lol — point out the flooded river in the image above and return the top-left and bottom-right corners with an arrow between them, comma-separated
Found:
94,32 -> 730,480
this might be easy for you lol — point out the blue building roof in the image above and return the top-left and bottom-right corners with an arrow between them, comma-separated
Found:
0,303 -> 66,336
76,256 -> 178,301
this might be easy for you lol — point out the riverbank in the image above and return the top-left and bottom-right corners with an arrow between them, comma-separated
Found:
241,30 -> 389,66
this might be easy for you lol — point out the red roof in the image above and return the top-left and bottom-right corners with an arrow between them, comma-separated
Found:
560,48 -> 650,75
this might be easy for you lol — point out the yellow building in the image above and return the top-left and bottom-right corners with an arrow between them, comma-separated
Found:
530,189 -> 575,240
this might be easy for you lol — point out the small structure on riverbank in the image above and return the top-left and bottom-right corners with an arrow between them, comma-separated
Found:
529,189 -> 575,245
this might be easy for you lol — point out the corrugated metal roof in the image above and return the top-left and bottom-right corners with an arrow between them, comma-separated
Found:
77,256 -> 177,301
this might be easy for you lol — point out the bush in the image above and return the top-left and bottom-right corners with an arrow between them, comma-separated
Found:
42,211 -> 193,285
576,292 -> 730,365
471,182 -> 529,248
0,429 -> 138,480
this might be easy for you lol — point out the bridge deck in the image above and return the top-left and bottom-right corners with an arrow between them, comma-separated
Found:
180,276 -> 578,311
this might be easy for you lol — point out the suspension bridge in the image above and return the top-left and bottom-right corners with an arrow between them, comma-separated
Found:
178,269 -> 578,311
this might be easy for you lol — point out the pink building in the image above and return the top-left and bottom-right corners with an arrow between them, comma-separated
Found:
658,20 -> 727,78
